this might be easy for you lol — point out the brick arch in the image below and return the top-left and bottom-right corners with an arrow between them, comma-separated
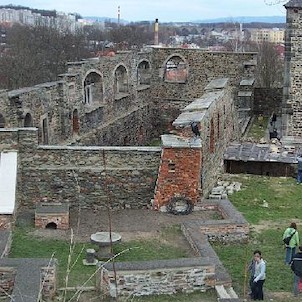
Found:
0,113 -> 5,128
163,54 -> 188,83
82,69 -> 104,105
113,63 -> 129,95
137,59 -> 152,86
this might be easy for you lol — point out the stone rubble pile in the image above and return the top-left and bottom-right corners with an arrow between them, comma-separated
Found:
209,181 -> 241,200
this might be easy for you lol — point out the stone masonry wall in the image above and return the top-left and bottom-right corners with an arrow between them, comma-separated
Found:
0,267 -> 16,297
0,129 -> 161,210
0,49 -> 256,148
99,259 -> 215,297
0,215 -> 12,230
24,148 -> 160,210
283,4 -> 302,136
41,265 -> 56,300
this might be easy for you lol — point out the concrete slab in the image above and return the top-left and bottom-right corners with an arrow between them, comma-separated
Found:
182,90 -> 223,112
161,135 -> 202,148
204,78 -> 228,90
0,151 -> 18,214
173,111 -> 206,127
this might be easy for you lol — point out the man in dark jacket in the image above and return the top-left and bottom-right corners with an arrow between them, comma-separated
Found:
291,246 -> 302,296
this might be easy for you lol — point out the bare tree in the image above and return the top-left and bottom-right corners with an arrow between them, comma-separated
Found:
256,41 -> 283,88
0,24 -> 90,90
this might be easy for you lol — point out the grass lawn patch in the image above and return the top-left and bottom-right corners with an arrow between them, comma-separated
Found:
9,225 -> 190,287
213,174 -> 302,297
246,115 -> 269,140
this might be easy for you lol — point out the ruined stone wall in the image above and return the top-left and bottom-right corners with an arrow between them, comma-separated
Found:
41,265 -> 57,300
0,267 -> 15,297
0,49 -> 256,148
19,145 -> 160,209
151,49 -> 256,100
283,5 -> 302,136
0,129 -> 160,210
150,49 -> 256,155
99,259 -> 215,297
0,216 -> 12,230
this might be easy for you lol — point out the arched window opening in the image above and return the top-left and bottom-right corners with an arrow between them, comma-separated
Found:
137,61 -> 151,86
84,72 -> 103,105
72,109 -> 80,134
114,65 -> 129,97
0,113 -> 5,128
42,118 -> 49,144
24,113 -> 33,127
164,56 -> 188,83
45,222 -> 57,229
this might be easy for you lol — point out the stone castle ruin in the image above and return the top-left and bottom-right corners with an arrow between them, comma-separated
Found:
1,0 -> 302,300
0,48 -> 257,218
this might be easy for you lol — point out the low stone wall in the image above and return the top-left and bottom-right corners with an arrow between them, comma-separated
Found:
41,265 -> 57,300
0,215 -> 13,230
0,258 -> 57,302
98,258 -> 215,297
98,198 -> 249,298
0,267 -> 16,297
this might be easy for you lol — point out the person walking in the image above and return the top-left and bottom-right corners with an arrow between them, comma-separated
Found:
283,222 -> 299,264
271,112 -> 277,128
251,250 -> 266,300
291,246 -> 302,297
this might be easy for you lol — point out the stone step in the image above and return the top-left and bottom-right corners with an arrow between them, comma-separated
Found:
215,285 -> 229,299
215,285 -> 240,301
226,286 -> 238,299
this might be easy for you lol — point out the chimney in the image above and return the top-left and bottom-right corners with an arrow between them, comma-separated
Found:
118,6 -> 120,25
154,18 -> 159,45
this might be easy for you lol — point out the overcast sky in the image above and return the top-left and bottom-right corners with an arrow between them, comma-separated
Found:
3,0 -> 287,22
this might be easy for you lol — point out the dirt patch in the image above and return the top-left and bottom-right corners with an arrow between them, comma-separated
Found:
251,219 -> 302,233
29,207 -> 219,246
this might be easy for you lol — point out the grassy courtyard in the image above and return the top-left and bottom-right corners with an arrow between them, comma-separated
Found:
9,173 -> 302,301
213,174 -> 302,297
9,225 -> 192,288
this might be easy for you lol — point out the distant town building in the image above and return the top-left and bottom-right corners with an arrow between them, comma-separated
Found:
250,28 -> 285,44
0,6 -> 79,32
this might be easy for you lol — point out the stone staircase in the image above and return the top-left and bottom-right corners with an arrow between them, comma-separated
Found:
215,284 -> 241,301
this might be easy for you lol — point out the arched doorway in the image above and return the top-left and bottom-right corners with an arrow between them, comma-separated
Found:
72,109 -> 80,134
24,113 -> 33,127
45,222 -> 57,229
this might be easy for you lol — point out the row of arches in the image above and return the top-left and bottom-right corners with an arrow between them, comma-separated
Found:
0,112 -> 33,128
83,55 -> 188,105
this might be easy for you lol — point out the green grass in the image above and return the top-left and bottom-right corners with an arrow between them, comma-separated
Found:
9,228 -> 97,287
227,175 -> 302,224
213,174 -> 302,296
9,225 -> 190,287
246,115 -> 269,140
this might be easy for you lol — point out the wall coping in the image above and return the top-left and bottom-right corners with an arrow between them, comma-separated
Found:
161,134 -> 202,148
0,128 -> 38,132
37,145 -> 162,152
